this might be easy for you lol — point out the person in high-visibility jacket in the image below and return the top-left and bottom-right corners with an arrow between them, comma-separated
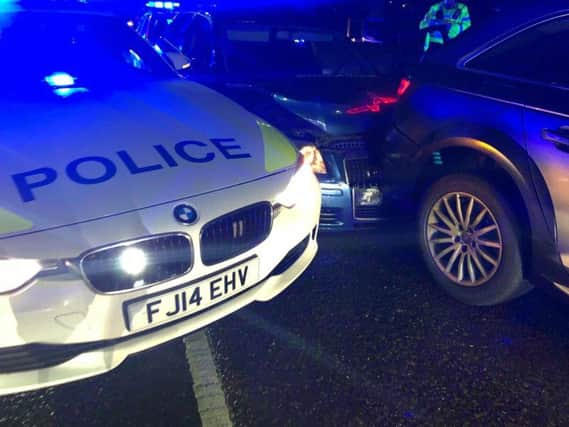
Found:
419,0 -> 471,52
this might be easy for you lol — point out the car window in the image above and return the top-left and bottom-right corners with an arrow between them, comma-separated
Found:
223,37 -> 323,75
222,28 -> 386,77
226,29 -> 270,42
466,16 -> 569,88
0,11 -> 173,99
165,13 -> 194,45
146,14 -> 171,40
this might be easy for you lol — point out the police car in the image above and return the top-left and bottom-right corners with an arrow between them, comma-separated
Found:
0,6 -> 320,395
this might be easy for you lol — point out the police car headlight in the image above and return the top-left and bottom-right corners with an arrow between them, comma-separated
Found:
275,154 -> 315,209
119,247 -> 147,276
299,145 -> 327,175
0,258 -> 42,294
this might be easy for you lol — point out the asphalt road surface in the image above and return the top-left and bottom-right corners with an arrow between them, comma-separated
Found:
3,221 -> 569,426
0,341 -> 201,427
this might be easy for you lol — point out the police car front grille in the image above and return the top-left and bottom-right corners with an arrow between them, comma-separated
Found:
81,234 -> 193,293
201,202 -> 272,266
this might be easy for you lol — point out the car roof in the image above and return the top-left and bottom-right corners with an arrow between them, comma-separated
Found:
424,0 -> 569,66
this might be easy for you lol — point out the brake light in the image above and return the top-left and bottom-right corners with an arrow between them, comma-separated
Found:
346,95 -> 398,115
345,77 -> 411,115
397,77 -> 411,97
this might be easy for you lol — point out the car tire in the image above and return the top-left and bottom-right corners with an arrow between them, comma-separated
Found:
419,174 -> 532,306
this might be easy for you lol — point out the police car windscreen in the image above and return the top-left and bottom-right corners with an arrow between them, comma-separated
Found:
0,11 -> 173,99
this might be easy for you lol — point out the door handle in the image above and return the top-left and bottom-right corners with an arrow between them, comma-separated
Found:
542,126 -> 569,150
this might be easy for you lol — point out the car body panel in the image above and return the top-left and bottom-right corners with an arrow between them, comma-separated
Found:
0,8 -> 320,395
524,101 -> 569,268
267,76 -> 399,136
389,80 -> 530,201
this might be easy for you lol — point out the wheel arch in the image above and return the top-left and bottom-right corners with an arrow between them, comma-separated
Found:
410,129 -> 557,279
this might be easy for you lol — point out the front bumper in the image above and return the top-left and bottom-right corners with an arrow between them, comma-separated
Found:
0,169 -> 320,396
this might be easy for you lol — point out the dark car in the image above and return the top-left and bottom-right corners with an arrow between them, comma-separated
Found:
381,1 -> 569,305
136,3 -> 406,230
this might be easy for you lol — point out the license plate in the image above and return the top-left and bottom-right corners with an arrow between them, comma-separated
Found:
125,257 -> 259,332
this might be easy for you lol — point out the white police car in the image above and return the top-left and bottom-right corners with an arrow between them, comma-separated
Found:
0,7 -> 320,395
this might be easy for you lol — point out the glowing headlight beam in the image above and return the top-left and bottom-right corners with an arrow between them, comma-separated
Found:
300,145 -> 327,175
275,154 -> 315,209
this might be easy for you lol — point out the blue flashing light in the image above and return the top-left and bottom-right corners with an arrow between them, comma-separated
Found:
293,38 -> 305,45
0,0 -> 22,32
44,72 -> 75,88
0,0 -> 21,14
153,44 -> 163,55
146,1 -> 180,9
127,20 -> 134,27
53,87 -> 89,98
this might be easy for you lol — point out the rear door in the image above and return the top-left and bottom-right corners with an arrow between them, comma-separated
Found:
466,14 -> 569,266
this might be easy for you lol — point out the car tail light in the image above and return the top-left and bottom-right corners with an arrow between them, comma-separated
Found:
397,77 -> 411,97
345,94 -> 398,115
345,77 -> 412,115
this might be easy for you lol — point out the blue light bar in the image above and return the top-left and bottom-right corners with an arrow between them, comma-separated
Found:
146,1 -> 180,9
44,72 -> 75,88
53,87 -> 89,98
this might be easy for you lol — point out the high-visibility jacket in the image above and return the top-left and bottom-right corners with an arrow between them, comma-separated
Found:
419,2 -> 471,51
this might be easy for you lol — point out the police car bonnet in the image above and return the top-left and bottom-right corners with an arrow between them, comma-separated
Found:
0,80 -> 289,236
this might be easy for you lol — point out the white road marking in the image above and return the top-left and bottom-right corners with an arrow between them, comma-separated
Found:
183,330 -> 232,427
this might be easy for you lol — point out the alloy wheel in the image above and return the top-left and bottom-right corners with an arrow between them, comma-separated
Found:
426,192 -> 503,287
